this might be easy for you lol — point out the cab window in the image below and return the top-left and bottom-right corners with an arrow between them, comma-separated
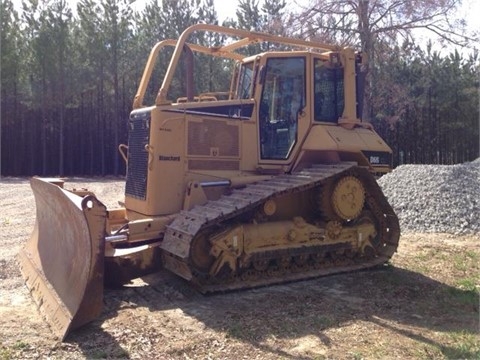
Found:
237,62 -> 254,99
314,59 -> 344,122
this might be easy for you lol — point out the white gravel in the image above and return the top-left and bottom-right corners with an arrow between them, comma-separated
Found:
378,158 -> 480,235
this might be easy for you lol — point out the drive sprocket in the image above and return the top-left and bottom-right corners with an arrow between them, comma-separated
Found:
331,175 -> 365,220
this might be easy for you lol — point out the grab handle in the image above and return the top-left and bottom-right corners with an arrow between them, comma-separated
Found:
118,144 -> 128,164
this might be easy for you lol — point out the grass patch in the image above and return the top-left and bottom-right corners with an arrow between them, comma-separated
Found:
0,342 -> 30,360
408,262 -> 430,274
465,250 -> 480,262
453,250 -> 480,273
441,331 -> 480,359
453,254 -> 470,272
407,248 -> 447,274
0,345 -> 12,360
350,351 -> 364,360
314,315 -> 335,329
415,248 -> 442,262
226,322 -> 243,338
456,277 -> 479,292
11,341 -> 28,350
225,321 -> 257,340
449,250 -> 480,306
446,286 -> 479,307
90,350 -> 108,359
113,348 -> 130,358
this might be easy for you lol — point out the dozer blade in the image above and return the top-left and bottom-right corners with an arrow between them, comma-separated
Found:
18,177 -> 107,340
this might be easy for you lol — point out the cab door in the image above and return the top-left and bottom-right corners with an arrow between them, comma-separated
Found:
258,56 -> 306,161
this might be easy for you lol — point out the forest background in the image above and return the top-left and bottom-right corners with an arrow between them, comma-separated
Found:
1,0 -> 479,176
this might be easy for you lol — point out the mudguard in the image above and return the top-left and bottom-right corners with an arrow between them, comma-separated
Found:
18,177 -> 107,340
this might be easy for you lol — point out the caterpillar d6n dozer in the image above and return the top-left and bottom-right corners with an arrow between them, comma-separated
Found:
19,24 -> 400,340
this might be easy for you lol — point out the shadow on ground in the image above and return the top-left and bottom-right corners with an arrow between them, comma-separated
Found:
66,264 -> 479,358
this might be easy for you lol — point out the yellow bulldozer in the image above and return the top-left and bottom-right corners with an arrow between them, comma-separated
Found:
19,24 -> 400,340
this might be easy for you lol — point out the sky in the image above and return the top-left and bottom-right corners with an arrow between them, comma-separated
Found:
213,0 -> 238,20
19,0 -> 479,33
15,0 -> 480,52
130,0 -> 480,29
130,0 -> 479,52
212,0 -> 479,55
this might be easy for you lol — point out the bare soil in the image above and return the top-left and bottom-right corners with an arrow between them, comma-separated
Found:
0,177 -> 479,359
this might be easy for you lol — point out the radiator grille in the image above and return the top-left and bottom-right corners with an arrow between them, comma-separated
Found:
125,112 -> 150,200
188,119 -> 239,157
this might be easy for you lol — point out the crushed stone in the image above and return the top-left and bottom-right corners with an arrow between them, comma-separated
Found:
378,158 -> 480,235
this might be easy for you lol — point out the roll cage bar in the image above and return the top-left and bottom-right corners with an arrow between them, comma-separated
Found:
132,23 -> 347,109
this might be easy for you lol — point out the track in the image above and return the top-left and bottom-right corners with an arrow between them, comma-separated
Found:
161,162 -> 400,292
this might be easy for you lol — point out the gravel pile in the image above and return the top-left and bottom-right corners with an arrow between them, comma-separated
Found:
377,158 -> 480,235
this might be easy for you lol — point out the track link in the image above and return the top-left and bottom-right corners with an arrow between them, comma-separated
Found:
161,162 -> 400,292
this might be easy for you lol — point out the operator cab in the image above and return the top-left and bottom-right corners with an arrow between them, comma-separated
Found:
233,52 -> 354,163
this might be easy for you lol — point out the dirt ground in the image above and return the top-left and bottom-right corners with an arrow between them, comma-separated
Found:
0,177 -> 479,359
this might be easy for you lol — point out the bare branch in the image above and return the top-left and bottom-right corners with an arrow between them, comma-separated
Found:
369,1 -> 406,30
424,24 -> 476,45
